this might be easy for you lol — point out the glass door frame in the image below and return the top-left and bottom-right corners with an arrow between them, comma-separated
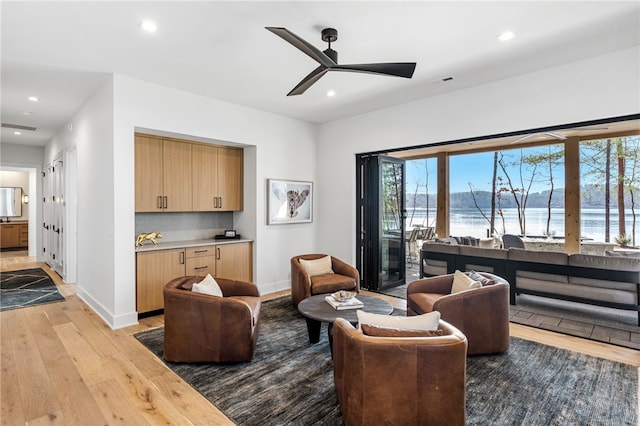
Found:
356,154 -> 407,291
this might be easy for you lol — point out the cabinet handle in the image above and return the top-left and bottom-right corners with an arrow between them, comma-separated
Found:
194,265 -> 209,270
216,247 -> 221,260
218,197 -> 222,209
194,249 -> 208,253
157,196 -> 163,209
180,252 -> 185,264
213,197 -> 217,208
163,196 -> 168,209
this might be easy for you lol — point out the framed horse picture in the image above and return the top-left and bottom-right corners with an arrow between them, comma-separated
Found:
267,179 -> 313,224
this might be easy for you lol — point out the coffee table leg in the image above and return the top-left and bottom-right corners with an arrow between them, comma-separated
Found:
306,318 -> 321,343
328,322 -> 334,357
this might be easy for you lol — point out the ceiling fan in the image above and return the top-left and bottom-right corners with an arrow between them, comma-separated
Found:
266,27 -> 417,96
510,127 -> 610,144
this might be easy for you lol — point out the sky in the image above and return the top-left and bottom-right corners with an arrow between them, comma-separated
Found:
406,137 -> 640,194
406,149 -> 564,194
406,152 -> 501,194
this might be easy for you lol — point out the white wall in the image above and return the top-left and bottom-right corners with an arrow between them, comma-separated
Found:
45,76 -> 117,324
42,45 -> 638,329
0,171 -> 29,221
105,75 -> 317,328
316,47 -> 640,264
0,143 -> 44,257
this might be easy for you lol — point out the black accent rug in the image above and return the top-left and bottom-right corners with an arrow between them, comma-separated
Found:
135,297 -> 637,426
0,268 -> 65,311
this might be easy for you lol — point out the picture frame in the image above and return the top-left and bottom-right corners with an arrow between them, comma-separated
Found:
267,179 -> 313,225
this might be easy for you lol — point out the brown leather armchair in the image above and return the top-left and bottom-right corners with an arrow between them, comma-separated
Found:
332,318 -> 467,426
290,254 -> 359,308
163,276 -> 261,363
407,272 -> 510,355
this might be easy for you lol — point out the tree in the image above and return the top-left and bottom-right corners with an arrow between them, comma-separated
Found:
581,139 -> 615,242
497,150 -> 539,235
490,152 -> 498,237
619,136 -> 640,245
615,138 -> 626,239
381,162 -> 403,231
522,144 -> 563,236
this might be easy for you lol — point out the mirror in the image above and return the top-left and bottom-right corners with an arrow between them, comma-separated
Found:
0,187 -> 23,217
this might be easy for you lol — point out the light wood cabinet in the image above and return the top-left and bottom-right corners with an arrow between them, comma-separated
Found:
135,135 -> 193,212
215,242 -> 253,282
19,223 -> 28,246
192,144 -> 243,211
185,246 -> 216,276
0,223 -> 28,249
136,249 -> 186,313
136,241 -> 253,314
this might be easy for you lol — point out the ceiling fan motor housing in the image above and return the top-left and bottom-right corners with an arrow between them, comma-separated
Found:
322,28 -> 338,63
321,28 -> 338,43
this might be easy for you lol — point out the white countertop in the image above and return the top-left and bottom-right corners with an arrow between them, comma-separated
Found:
135,237 -> 253,252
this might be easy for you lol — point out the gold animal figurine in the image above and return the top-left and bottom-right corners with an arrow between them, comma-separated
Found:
135,232 -> 163,248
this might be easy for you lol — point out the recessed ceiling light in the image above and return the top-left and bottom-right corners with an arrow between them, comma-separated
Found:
28,96 -> 38,102
497,31 -> 515,42
140,19 -> 157,33
326,90 -> 336,97
14,131 -> 21,135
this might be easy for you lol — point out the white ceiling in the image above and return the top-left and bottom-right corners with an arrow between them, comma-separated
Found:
2,1 -> 639,147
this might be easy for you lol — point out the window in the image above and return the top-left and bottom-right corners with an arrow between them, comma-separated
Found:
580,136 -> 640,246
448,145 -> 565,240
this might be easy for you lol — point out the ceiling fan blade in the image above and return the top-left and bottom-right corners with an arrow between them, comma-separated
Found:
266,27 -> 336,68
287,66 -> 329,96
333,62 -> 416,78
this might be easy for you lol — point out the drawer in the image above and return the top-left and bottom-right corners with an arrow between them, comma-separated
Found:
186,246 -> 215,258
186,255 -> 215,276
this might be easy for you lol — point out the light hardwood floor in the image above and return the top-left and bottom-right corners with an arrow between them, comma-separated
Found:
1,257 -> 638,425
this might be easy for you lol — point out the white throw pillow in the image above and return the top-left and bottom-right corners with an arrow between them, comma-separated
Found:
299,256 -> 334,277
451,270 -> 482,294
192,274 -> 223,297
357,310 -> 440,331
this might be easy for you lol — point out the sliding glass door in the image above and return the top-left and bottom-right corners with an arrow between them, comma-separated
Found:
356,154 -> 406,291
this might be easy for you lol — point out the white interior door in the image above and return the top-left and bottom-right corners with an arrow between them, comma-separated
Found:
52,158 -> 64,276
42,165 -> 53,266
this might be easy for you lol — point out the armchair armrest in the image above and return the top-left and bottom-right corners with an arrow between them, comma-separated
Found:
331,257 -> 360,290
291,257 -> 313,307
217,278 -> 260,297
407,274 -> 454,295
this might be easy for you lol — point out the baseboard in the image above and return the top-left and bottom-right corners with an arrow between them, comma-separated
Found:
260,279 -> 289,297
76,286 -> 138,330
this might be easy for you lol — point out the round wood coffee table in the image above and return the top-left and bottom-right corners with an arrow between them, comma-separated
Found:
297,294 -> 393,352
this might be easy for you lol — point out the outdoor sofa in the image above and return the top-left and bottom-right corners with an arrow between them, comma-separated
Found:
420,242 -> 640,325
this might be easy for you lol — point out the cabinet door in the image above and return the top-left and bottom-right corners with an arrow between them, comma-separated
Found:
217,146 -> 243,211
135,136 -> 164,212
19,223 -> 28,246
215,242 -> 252,282
191,144 -> 218,211
0,225 -> 20,248
186,255 -> 216,276
136,249 -> 185,313
185,246 -> 216,275
162,140 -> 193,212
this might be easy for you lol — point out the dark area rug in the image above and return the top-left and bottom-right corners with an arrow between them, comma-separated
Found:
135,297 -> 637,426
0,268 -> 64,311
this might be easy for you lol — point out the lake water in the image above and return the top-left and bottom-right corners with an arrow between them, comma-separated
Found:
406,207 -> 640,243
